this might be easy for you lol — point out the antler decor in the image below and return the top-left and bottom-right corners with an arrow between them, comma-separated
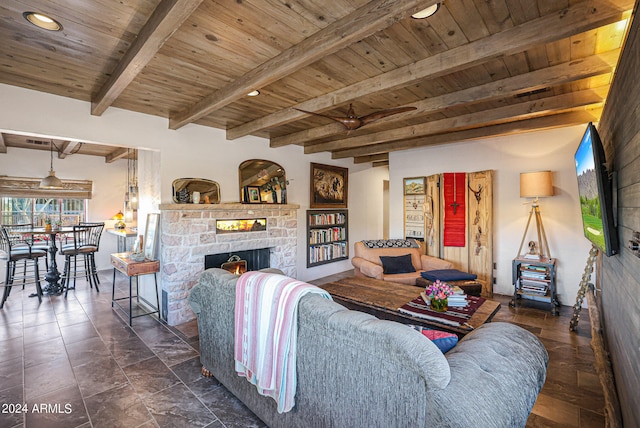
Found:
295,103 -> 417,131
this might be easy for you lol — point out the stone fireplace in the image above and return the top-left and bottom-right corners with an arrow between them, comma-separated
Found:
158,202 -> 299,325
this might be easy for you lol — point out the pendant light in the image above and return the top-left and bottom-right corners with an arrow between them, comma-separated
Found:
39,141 -> 64,189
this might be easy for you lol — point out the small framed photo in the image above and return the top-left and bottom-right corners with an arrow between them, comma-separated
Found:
404,177 -> 426,195
310,163 -> 348,208
245,186 -> 261,204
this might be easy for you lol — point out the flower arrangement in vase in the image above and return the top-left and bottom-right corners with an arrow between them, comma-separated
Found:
424,279 -> 453,312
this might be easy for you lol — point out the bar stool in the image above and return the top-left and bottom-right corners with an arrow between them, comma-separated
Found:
0,226 -> 46,308
60,223 -> 104,297
78,222 -> 105,287
2,223 -> 49,280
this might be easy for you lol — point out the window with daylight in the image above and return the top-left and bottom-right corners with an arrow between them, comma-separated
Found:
0,176 -> 92,226
1,197 -> 86,226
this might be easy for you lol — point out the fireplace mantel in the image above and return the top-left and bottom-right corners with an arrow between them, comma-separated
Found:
158,202 -> 299,325
158,202 -> 300,211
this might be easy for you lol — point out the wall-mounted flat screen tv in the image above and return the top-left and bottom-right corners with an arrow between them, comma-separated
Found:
574,122 -> 619,256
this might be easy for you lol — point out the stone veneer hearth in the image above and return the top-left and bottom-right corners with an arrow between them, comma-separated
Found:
159,203 -> 299,325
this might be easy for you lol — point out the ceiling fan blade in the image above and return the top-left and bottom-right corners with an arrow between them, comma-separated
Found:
359,106 -> 417,126
294,107 -> 357,127
295,105 -> 418,131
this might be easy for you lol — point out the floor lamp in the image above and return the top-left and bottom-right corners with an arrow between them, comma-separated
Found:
517,171 -> 554,259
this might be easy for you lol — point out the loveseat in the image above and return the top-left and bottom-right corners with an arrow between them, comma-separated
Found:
352,239 -> 454,285
189,268 -> 548,428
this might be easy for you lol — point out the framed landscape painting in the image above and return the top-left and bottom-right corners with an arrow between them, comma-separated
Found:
310,163 -> 348,208
404,177 -> 426,195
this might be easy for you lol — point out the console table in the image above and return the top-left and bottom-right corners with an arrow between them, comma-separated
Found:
110,252 -> 160,326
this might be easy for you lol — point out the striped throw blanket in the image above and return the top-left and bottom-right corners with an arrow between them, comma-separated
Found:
234,271 -> 332,413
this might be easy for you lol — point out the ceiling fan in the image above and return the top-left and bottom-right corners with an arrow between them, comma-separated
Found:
294,103 -> 417,131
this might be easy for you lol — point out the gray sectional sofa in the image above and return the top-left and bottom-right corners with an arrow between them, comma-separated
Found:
189,268 -> 548,428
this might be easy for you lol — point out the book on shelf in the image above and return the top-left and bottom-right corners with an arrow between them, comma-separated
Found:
520,278 -> 547,287
521,269 -> 547,278
520,263 -> 547,272
520,286 -> 548,296
518,279 -> 548,295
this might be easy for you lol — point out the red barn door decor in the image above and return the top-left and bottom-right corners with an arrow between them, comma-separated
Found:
443,172 -> 466,247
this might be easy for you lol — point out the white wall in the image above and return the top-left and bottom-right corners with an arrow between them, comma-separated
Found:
0,84 -> 387,282
389,126 -> 594,304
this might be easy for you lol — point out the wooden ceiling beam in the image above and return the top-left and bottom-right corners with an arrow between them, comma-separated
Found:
306,87 -> 608,154
271,49 -> 620,147
169,0 -> 435,130
0,133 -> 6,154
58,141 -> 81,159
354,153 -> 389,164
230,0 -> 632,140
105,147 -> 129,164
332,110 -> 603,159
91,0 -> 205,116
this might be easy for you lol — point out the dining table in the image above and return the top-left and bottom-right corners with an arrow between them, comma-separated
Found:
16,226 -> 76,296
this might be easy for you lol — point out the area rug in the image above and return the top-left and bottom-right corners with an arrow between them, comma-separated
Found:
398,294 -> 485,327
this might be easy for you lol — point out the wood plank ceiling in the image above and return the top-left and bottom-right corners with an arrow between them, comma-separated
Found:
0,0 -> 634,166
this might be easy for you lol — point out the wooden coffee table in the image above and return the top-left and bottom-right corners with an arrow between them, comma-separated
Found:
319,276 -> 501,337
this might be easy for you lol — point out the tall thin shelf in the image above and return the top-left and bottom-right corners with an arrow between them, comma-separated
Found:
307,209 -> 348,267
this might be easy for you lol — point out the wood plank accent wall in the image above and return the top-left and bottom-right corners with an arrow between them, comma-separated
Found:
468,170 -> 493,298
425,170 -> 494,297
593,3 -> 639,427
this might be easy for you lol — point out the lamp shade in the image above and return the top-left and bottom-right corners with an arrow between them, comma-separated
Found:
520,171 -> 553,198
40,141 -> 64,189
39,170 -> 64,189
112,210 -> 126,229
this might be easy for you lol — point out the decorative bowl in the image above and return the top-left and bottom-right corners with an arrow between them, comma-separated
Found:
129,252 -> 146,262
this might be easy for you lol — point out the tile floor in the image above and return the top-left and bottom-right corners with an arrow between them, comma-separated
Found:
1,269 -> 606,427
0,270 -> 265,428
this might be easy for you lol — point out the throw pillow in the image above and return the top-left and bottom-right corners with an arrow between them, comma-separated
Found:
379,254 -> 416,274
361,239 -> 420,248
409,325 -> 458,353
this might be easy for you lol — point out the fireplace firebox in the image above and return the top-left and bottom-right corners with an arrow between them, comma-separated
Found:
204,248 -> 271,272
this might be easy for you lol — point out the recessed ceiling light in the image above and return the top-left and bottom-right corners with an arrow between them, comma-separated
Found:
247,90 -> 260,97
411,3 -> 440,19
23,12 -> 63,31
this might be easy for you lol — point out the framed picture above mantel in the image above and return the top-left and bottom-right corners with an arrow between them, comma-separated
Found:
310,163 -> 348,208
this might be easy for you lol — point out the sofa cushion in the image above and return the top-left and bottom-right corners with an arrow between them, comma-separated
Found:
409,325 -> 459,353
380,254 -> 416,274
421,269 -> 477,282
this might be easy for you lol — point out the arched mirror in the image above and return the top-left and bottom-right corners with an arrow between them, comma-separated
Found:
239,159 -> 287,204
172,178 -> 220,204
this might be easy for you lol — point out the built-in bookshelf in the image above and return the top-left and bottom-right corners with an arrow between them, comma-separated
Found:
307,209 -> 348,267
510,256 -> 559,315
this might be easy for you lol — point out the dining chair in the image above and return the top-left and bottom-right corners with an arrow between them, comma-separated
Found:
0,226 -> 47,308
60,223 -> 104,297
